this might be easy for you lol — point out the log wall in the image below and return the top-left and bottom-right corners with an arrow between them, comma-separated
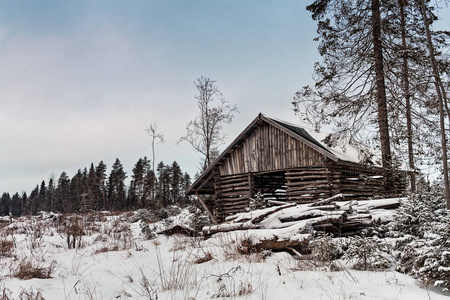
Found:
286,167 -> 334,203
214,162 -> 396,219
214,173 -> 251,220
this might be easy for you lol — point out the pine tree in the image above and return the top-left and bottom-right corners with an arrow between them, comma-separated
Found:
296,0 -> 449,195
416,0 -> 450,207
295,0 -> 394,193
382,0 -> 449,191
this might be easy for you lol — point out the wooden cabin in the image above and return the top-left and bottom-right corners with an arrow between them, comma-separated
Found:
186,114 -> 405,221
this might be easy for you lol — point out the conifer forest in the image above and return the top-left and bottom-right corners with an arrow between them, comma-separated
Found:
0,158 -> 191,217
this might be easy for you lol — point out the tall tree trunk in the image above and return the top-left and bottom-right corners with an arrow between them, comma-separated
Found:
418,0 -> 450,208
372,0 -> 393,196
399,0 -> 416,192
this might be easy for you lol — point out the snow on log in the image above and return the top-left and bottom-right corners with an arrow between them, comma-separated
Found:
203,222 -> 260,236
204,197 -> 407,247
279,210 -> 346,223
309,193 -> 345,207
241,236 -> 310,254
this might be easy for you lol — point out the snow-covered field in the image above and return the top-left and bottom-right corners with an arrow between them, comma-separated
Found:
0,209 -> 448,300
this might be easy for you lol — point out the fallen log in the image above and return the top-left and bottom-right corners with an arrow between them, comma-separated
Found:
279,210 -> 347,223
240,236 -> 310,255
159,225 -> 197,237
309,193 -> 345,207
202,222 -> 260,236
251,203 -> 297,224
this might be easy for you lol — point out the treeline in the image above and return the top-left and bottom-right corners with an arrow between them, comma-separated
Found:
0,157 -> 191,217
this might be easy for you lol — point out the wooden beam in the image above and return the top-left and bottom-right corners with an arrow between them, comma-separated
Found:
195,192 -> 218,225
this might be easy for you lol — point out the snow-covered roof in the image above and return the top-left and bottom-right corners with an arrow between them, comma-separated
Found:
264,115 -> 365,164
265,115 -> 382,166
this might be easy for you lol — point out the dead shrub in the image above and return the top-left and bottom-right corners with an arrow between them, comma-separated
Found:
14,259 -> 55,280
194,252 -> 213,264
61,216 -> 84,249
94,244 -> 119,254
0,237 -> 14,257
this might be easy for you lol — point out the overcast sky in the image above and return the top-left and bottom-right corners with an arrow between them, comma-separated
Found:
1,1 -> 449,195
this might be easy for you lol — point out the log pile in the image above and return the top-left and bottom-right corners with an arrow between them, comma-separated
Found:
202,195 -> 404,253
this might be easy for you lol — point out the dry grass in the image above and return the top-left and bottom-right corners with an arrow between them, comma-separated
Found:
193,252 -> 213,264
0,279 -> 12,300
211,232 -> 269,263
18,287 -> 45,300
14,258 -> 55,280
0,236 -> 14,257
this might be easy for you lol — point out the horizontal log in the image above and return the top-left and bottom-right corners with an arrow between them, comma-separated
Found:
220,173 -> 251,180
285,170 -> 330,176
220,200 -> 249,207
310,193 -> 345,207
279,210 -> 346,223
286,189 -> 331,196
222,207 -> 250,215
287,200 -> 317,204
217,182 -> 249,189
203,222 -> 260,236
287,186 -> 331,193
251,203 -> 297,224
286,180 -> 329,187
241,237 -> 310,254
219,188 -> 249,194
286,175 -> 330,181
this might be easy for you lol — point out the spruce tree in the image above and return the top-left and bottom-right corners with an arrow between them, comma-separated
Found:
21,192 -> 28,216
0,193 -> 10,216
29,185 -> 39,215
56,172 -> 70,213
83,163 -> 97,212
130,157 -> 150,208
95,161 -> 107,210
38,180 -> 47,212
10,192 -> 21,216
107,158 -> 127,211
171,161 -> 182,205
47,177 -> 55,212
144,168 -> 156,209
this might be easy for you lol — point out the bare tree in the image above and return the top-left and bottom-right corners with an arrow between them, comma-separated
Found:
145,123 -> 164,204
179,76 -> 238,171
145,122 -> 165,173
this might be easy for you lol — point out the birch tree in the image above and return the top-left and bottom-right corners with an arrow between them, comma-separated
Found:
179,76 -> 238,171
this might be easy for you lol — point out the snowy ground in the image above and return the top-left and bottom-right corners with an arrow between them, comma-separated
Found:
0,209 -> 448,300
